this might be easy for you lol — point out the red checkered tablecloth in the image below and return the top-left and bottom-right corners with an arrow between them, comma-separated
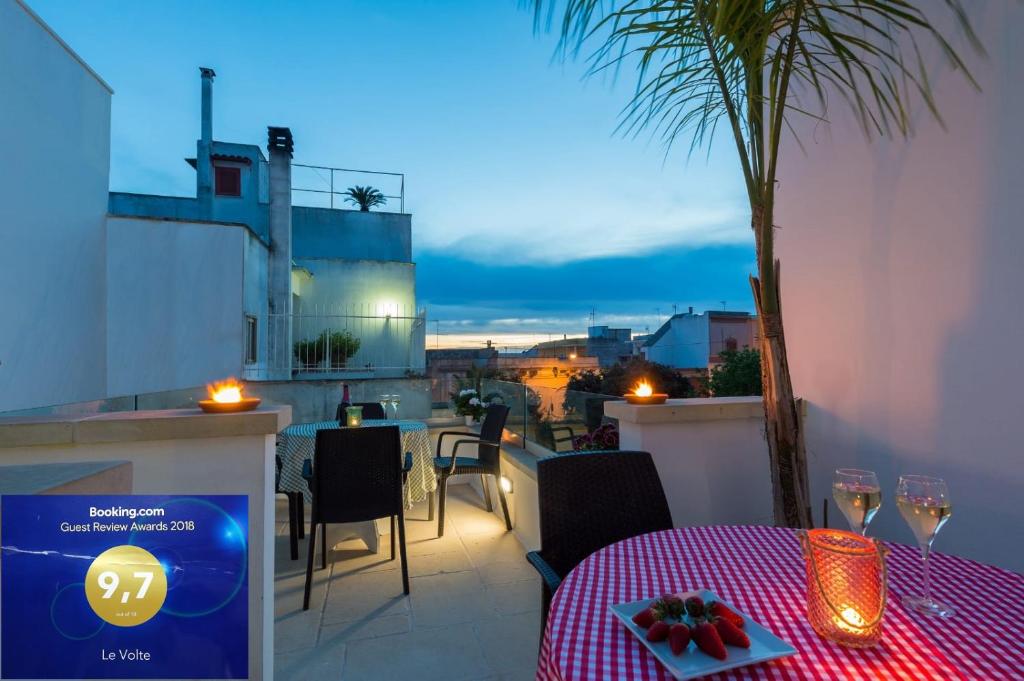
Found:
537,526 -> 1024,680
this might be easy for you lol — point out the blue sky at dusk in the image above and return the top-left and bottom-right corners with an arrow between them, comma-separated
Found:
32,0 -> 755,348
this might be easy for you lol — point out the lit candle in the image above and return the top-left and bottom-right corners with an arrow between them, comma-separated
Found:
345,405 -> 364,427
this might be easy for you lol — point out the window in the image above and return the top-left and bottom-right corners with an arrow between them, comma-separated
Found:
245,316 -> 257,364
724,337 -> 738,352
215,166 -> 241,196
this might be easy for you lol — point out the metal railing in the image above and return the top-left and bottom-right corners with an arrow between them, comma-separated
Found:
251,306 -> 426,379
291,163 -> 405,213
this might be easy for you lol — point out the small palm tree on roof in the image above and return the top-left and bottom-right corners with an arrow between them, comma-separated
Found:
342,185 -> 387,211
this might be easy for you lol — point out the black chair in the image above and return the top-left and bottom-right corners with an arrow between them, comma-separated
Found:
276,452 -> 305,561
525,450 -> 673,637
303,426 -> 413,610
335,401 -> 386,421
433,404 -> 511,537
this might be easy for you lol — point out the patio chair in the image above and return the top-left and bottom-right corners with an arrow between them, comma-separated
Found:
276,452 -> 304,561
433,403 -> 511,537
303,426 -> 412,610
526,450 -> 672,639
335,401 -> 387,421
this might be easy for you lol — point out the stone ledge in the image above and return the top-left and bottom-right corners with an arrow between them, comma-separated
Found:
606,397 -> 764,424
0,405 -> 292,448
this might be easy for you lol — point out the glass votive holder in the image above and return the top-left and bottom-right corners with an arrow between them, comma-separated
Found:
344,405 -> 363,427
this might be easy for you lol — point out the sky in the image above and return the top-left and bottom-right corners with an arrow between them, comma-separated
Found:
31,0 -> 755,350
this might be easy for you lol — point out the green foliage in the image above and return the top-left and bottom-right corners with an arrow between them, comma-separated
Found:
706,348 -> 762,397
293,330 -> 361,369
566,358 -> 694,398
342,185 -> 387,211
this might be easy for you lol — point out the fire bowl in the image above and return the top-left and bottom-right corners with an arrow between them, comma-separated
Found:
198,397 -> 262,414
624,393 -> 668,405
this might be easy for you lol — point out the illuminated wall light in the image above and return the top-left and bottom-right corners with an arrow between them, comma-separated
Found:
499,476 -> 513,494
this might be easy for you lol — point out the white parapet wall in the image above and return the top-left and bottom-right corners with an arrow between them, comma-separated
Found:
0,405 -> 291,681
605,398 -> 775,528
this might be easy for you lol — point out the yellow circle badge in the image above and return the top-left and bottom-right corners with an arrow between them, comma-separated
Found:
85,545 -> 168,626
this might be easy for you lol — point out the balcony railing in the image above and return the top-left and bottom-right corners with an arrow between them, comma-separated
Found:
291,163 -> 406,213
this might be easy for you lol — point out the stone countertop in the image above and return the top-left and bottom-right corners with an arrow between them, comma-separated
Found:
0,461 -> 131,494
0,405 -> 292,448
605,396 -> 765,424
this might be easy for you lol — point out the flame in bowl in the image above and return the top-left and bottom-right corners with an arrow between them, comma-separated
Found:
632,381 -> 654,397
208,379 -> 244,403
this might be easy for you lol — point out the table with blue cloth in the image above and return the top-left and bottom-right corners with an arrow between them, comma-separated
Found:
276,419 -> 436,553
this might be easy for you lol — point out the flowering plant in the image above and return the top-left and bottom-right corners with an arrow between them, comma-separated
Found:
451,388 -> 489,419
573,423 -> 620,451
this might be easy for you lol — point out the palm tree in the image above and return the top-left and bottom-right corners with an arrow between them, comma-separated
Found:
342,185 -> 387,211
533,0 -> 981,528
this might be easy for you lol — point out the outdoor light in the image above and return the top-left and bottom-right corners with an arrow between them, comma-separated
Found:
199,379 -> 261,413
798,529 -> 887,647
569,352 -> 577,360
499,476 -> 513,494
344,405 -> 364,427
624,379 -> 667,405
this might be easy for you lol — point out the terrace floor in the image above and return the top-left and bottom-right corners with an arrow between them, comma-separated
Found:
273,485 -> 541,680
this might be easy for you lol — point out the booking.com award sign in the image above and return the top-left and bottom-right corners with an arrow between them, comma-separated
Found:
0,495 -> 248,679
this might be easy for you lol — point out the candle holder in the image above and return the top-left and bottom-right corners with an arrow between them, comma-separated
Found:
798,528 -> 888,648
344,405 -> 364,427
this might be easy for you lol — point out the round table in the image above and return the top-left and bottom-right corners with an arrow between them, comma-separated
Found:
277,419 -> 436,509
538,526 -> 1024,680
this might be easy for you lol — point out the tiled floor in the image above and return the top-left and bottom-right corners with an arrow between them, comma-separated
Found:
273,485 -> 541,680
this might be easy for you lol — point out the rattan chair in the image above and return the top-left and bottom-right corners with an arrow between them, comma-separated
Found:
276,452 -> 304,561
525,450 -> 673,638
335,401 -> 387,422
303,426 -> 412,610
433,404 -> 511,537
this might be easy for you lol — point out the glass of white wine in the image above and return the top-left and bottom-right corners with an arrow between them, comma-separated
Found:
832,468 -> 882,535
896,474 -> 955,617
378,395 -> 389,418
391,394 -> 401,419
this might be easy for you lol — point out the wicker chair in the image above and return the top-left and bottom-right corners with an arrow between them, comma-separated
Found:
525,450 -> 673,638
276,452 -> 304,561
303,426 -> 413,610
335,401 -> 387,422
433,404 -> 511,537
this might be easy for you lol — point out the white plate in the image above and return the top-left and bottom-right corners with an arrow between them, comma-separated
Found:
610,589 -> 797,680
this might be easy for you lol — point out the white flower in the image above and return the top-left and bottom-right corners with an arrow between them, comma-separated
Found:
459,388 -> 477,397
468,397 -> 481,406
482,402 -> 490,408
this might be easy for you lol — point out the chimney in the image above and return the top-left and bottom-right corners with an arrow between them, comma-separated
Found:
267,126 -> 294,379
197,67 -> 216,216
688,306 -> 694,315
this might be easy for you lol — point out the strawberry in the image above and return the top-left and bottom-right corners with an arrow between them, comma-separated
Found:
709,602 -> 744,628
656,594 -> 685,620
714,618 -> 751,648
632,608 -> 658,628
668,623 -> 691,655
684,596 -> 705,618
646,620 -> 670,642
692,622 -> 728,660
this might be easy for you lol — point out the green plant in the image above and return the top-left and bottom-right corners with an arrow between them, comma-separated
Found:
342,185 -> 387,211
566,358 -> 694,398
706,348 -> 762,397
535,0 -> 979,528
451,387 -> 488,419
292,329 -> 361,369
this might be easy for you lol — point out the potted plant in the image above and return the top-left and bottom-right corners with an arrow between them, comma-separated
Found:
292,329 -> 361,371
452,388 -> 488,426
573,423 -> 620,452
342,185 -> 387,212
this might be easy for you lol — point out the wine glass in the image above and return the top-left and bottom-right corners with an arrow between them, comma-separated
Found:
832,468 -> 882,535
896,475 -> 955,617
391,394 -> 401,419
378,394 -> 388,419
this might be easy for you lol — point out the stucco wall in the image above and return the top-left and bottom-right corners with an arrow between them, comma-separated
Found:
645,315 -> 709,369
292,207 -> 412,262
0,0 -> 112,412
106,216 -> 248,395
776,5 -> 1024,571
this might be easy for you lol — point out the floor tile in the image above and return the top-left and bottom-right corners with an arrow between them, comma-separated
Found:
474,612 -> 542,676
484,577 -> 542,616
343,624 -> 491,681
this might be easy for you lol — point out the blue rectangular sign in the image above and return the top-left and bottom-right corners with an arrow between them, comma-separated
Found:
1,495 -> 248,679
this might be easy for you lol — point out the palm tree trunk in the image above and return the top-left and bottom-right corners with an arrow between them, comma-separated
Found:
751,247 -> 812,528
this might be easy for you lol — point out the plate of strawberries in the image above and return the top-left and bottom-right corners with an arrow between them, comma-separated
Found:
610,589 -> 796,680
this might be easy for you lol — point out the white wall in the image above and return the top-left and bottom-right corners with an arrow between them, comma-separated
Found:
776,5 -> 1024,571
0,0 -> 112,411
106,217 -> 247,395
645,315 -> 709,369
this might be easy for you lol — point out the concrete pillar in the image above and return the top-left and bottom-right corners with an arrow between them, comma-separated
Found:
267,127 -> 294,380
197,67 -> 216,218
